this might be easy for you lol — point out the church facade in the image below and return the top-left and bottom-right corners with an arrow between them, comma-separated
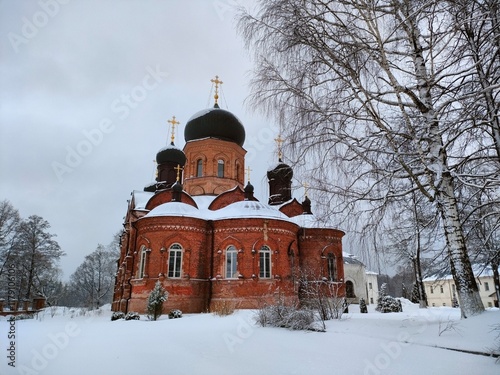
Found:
111,83 -> 345,314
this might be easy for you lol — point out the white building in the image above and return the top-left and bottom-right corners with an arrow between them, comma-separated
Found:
343,253 -> 379,304
423,265 -> 499,308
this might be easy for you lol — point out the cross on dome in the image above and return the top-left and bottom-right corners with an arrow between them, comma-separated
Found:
211,75 -> 223,106
168,116 -> 180,144
174,164 -> 183,182
274,134 -> 284,161
246,166 -> 252,183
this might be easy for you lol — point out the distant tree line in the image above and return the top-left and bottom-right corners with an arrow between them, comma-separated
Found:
0,200 -> 118,309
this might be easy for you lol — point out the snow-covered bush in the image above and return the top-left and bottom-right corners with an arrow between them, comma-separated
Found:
377,296 -> 403,313
125,311 -> 140,320
111,311 -> 125,321
255,304 -> 321,331
147,281 -> 168,321
359,298 -> 368,313
14,313 -> 34,320
169,309 -> 182,319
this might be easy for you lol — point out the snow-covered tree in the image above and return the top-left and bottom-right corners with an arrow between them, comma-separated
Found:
359,298 -> 368,314
147,281 -> 168,321
238,0 -> 492,317
69,244 -> 117,309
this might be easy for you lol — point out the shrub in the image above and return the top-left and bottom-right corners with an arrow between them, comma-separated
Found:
111,311 -> 125,321
125,311 -> 140,321
255,304 -> 322,331
169,309 -> 183,319
359,298 -> 368,313
377,296 -> 402,313
211,300 -> 237,316
147,281 -> 168,321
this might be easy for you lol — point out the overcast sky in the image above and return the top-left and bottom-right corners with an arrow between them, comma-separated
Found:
0,0 -> 295,279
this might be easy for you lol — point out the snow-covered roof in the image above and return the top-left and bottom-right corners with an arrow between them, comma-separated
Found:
145,202 -> 206,220
342,252 -> 365,266
192,195 -> 217,210
288,213 -> 335,229
210,200 -> 294,222
132,190 -> 154,210
423,264 -> 500,282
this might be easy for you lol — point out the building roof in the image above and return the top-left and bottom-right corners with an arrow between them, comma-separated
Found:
423,264 -> 500,282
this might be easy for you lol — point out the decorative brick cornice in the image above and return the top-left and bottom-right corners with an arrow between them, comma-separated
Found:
214,226 -> 296,237
141,224 -> 209,234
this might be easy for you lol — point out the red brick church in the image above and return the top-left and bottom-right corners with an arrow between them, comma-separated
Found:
111,78 -> 345,313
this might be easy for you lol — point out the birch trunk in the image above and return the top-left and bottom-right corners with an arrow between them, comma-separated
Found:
402,2 -> 484,317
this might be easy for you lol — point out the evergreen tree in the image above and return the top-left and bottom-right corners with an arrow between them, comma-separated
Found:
376,283 -> 388,312
359,298 -> 368,314
147,281 -> 168,321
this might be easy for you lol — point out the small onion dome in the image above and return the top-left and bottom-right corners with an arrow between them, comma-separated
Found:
267,160 -> 293,180
184,105 -> 245,146
244,181 -> 254,194
302,195 -> 312,214
156,142 -> 186,166
172,180 -> 183,192
244,181 -> 254,200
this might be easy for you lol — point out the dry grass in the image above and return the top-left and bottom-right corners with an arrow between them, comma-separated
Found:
211,300 -> 238,316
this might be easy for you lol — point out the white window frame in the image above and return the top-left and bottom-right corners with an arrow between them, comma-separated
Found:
225,245 -> 238,278
168,243 -> 183,278
259,245 -> 271,278
138,246 -> 147,278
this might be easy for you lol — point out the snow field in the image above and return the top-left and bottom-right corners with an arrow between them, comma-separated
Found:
0,301 -> 498,375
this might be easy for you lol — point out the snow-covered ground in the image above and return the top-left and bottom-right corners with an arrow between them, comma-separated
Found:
1,300 -> 498,375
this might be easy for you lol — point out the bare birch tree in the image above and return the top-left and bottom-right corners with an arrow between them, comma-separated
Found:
238,0 -> 497,316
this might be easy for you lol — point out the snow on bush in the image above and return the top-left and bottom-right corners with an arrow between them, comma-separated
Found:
169,309 -> 182,319
111,311 -> 125,321
359,298 -> 368,313
377,296 -> 403,313
255,304 -> 321,331
125,311 -> 140,320
147,281 -> 168,321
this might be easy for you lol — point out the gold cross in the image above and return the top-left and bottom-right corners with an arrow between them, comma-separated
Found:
168,116 -> 180,144
246,166 -> 252,183
275,134 -> 284,160
211,75 -> 223,105
174,164 -> 183,182
303,182 -> 309,198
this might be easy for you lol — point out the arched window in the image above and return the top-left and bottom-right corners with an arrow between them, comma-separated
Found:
168,243 -> 183,278
217,159 -> 225,177
196,159 -> 203,177
225,245 -> 238,278
327,253 -> 337,281
259,245 -> 271,278
138,245 -> 147,278
346,280 -> 355,298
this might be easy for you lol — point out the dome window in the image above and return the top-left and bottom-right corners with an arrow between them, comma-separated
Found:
196,159 -> 203,177
217,159 -> 225,178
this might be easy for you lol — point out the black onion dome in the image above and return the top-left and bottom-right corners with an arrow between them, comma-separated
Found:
172,180 -> 183,192
267,160 -> 293,180
156,143 -> 186,166
184,105 -> 245,146
244,181 -> 254,194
